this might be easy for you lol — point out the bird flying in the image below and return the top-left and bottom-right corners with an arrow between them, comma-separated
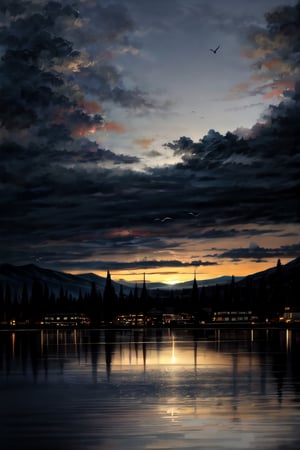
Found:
188,212 -> 200,217
210,45 -> 220,54
154,217 -> 173,222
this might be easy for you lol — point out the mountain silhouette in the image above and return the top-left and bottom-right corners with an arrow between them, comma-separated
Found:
0,263 -> 125,298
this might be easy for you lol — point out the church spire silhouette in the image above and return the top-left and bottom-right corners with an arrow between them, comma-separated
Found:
141,272 -> 147,301
192,268 -> 199,304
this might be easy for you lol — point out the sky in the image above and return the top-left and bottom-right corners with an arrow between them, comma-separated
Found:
0,0 -> 300,285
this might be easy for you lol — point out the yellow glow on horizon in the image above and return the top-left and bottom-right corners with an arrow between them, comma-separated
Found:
68,257 -> 293,285
166,279 -> 180,286
65,223 -> 299,285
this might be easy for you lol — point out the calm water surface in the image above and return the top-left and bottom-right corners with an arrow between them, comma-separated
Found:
1,327 -> 300,449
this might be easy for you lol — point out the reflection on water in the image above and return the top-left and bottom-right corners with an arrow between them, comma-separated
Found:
1,327 -> 300,449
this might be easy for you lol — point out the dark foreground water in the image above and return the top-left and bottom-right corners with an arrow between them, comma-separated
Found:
1,327 -> 300,450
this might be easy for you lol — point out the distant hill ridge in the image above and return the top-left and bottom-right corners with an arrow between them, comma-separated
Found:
148,275 -> 244,290
0,263 -> 110,298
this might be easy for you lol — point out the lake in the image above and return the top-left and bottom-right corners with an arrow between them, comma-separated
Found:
1,327 -> 300,449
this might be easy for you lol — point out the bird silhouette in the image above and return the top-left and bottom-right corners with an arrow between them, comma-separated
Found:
154,216 -> 173,222
210,45 -> 220,54
188,212 -> 200,217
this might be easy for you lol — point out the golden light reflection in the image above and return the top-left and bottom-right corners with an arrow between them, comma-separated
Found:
109,335 -> 232,369
5,328 -> 297,450
286,328 -> 291,352
38,328 -> 291,381
11,332 -> 15,358
171,335 -> 176,364
164,406 -> 180,423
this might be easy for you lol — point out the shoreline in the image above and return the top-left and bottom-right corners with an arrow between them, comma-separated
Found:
0,321 -> 300,331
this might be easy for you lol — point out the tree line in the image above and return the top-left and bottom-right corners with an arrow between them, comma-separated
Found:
1,260 -> 300,326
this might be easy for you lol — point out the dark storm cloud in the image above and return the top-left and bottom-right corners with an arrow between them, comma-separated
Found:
0,4 -> 86,132
0,0 -> 153,162
60,1 -> 158,111
218,243 -> 300,261
72,0 -> 135,44
0,140 -> 139,177
0,0 -> 148,261
76,63 -> 156,110
185,227 -> 281,240
52,259 -> 218,272
0,0 -> 31,15
231,2 -> 300,99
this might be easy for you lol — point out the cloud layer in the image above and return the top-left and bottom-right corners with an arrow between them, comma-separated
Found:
1,0 -> 300,275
